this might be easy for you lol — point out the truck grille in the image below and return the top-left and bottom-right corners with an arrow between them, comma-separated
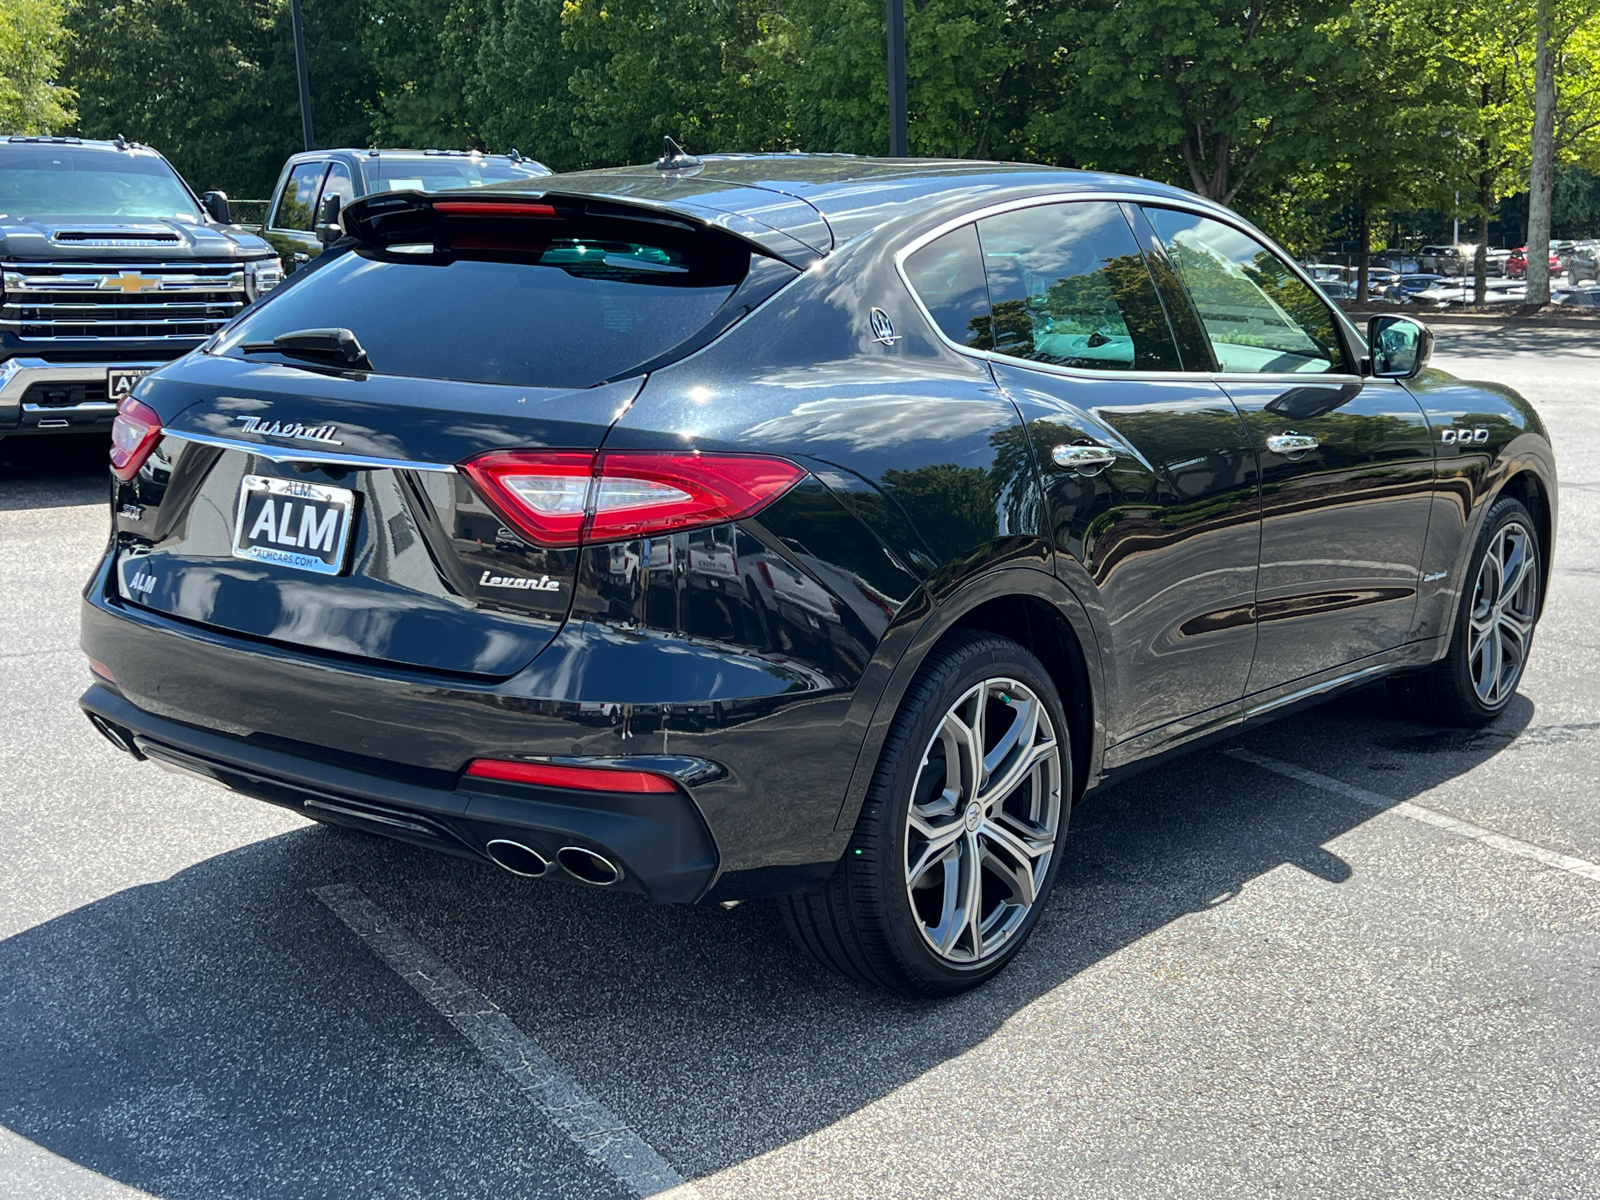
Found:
1,262 -> 248,341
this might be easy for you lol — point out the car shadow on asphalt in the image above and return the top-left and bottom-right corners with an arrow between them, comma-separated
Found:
0,435 -> 110,509
0,685 -> 1537,1197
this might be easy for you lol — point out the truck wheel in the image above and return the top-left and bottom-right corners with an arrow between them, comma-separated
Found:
1388,497 -> 1542,727
779,631 -> 1069,996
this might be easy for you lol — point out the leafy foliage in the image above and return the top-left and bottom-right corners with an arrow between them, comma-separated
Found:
38,0 -> 1600,248
0,0 -> 76,133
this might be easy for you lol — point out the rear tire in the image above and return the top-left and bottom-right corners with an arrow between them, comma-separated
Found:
779,631 -> 1070,997
1388,496 -> 1541,727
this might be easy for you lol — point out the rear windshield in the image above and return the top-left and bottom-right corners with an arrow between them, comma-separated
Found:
0,148 -> 200,220
214,221 -> 750,389
361,158 -> 551,194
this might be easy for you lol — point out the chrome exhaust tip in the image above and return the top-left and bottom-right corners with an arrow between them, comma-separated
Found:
485,839 -> 551,878
557,845 -> 622,886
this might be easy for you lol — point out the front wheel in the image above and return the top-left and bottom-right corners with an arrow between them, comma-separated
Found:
780,631 -> 1070,996
1389,496 -> 1542,726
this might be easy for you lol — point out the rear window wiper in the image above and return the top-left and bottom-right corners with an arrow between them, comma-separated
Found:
241,327 -> 374,372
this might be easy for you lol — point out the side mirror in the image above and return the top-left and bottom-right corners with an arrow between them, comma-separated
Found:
315,194 -> 344,245
202,190 -> 231,224
1366,315 -> 1433,380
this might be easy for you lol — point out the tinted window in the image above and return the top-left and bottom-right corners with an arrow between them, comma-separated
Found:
272,161 -> 327,232
903,224 -> 992,349
1145,208 -> 1349,375
362,157 -> 551,194
976,202 -> 1182,372
0,148 -> 200,219
215,224 -> 749,389
320,162 -> 355,211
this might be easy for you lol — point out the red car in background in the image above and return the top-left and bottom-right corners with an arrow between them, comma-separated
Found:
1506,246 -> 1563,278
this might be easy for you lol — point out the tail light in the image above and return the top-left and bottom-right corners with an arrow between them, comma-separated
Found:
464,758 -> 677,793
459,450 -> 806,548
109,397 -> 163,481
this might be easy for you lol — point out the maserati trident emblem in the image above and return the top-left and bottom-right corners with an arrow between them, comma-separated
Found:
235,415 -> 343,445
869,307 -> 900,345
105,272 -> 163,294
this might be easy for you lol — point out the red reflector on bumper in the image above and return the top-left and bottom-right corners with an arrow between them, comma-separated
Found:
463,758 -> 677,793
87,657 -> 115,682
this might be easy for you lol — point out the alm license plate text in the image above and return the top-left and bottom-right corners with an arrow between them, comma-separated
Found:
231,475 -> 355,575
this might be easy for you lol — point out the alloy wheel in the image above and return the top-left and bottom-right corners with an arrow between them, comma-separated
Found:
1467,519 -> 1539,707
902,678 -> 1062,965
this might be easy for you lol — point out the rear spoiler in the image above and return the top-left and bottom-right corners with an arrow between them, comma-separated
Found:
342,189 -> 824,269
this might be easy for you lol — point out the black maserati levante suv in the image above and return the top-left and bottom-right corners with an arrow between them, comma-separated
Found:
81,155 -> 1557,995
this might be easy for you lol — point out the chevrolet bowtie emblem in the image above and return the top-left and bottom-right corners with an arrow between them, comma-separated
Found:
105,272 -> 162,294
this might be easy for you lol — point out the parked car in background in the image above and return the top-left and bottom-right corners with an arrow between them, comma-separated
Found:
1377,253 -> 1420,273
83,155 -> 1556,995
1568,242 -> 1599,284
1551,239 -> 1578,272
262,148 -> 552,273
0,135 -> 280,448
1381,273 -> 1443,301
1554,283 -> 1600,308
1410,279 -> 1525,306
1506,246 -> 1564,280
1305,262 -> 1346,282
1417,244 -> 1468,275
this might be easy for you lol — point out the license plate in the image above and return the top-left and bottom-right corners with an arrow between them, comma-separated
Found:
231,475 -> 355,574
107,368 -> 151,400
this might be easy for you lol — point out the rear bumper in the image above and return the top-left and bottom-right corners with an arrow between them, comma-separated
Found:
80,556 -> 858,897
80,681 -> 720,903
0,356 -> 170,435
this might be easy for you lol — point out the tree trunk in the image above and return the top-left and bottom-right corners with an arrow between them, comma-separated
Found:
1356,208 -> 1371,304
1527,0 -> 1558,305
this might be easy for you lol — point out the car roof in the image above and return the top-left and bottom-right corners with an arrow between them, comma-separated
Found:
2,135 -> 170,161
460,152 -> 1219,259
284,148 -> 537,164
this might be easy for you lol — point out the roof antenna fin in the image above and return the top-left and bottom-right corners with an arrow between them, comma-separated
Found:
655,136 -> 702,172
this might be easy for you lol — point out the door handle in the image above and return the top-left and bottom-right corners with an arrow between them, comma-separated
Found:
1051,444 -> 1117,475
1265,433 -> 1319,457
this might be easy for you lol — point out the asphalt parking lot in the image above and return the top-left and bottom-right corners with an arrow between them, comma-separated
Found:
2,325 -> 1597,1200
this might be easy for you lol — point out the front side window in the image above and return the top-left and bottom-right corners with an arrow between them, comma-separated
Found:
320,162 -> 355,211
903,224 -> 993,349
0,148 -> 201,220
272,161 -> 327,232
1144,208 -> 1348,374
976,202 -> 1182,372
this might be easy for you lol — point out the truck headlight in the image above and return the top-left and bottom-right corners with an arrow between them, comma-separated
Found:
245,258 -> 284,301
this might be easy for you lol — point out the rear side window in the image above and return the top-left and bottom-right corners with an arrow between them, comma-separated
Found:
903,224 -> 993,349
272,161 -> 327,232
215,217 -> 752,389
1145,207 -> 1348,374
976,201 -> 1182,372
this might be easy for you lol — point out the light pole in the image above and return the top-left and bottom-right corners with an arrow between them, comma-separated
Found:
887,0 -> 907,157
290,0 -> 315,152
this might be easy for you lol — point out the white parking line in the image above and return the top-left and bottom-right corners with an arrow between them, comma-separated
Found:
1225,748 -> 1600,884
313,884 -> 702,1200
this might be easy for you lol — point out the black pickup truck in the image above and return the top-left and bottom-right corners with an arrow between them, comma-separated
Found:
0,136 -> 282,445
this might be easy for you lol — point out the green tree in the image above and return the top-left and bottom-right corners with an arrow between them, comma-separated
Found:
64,0 -> 374,199
1030,0 -> 1351,207
0,0 -> 76,133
